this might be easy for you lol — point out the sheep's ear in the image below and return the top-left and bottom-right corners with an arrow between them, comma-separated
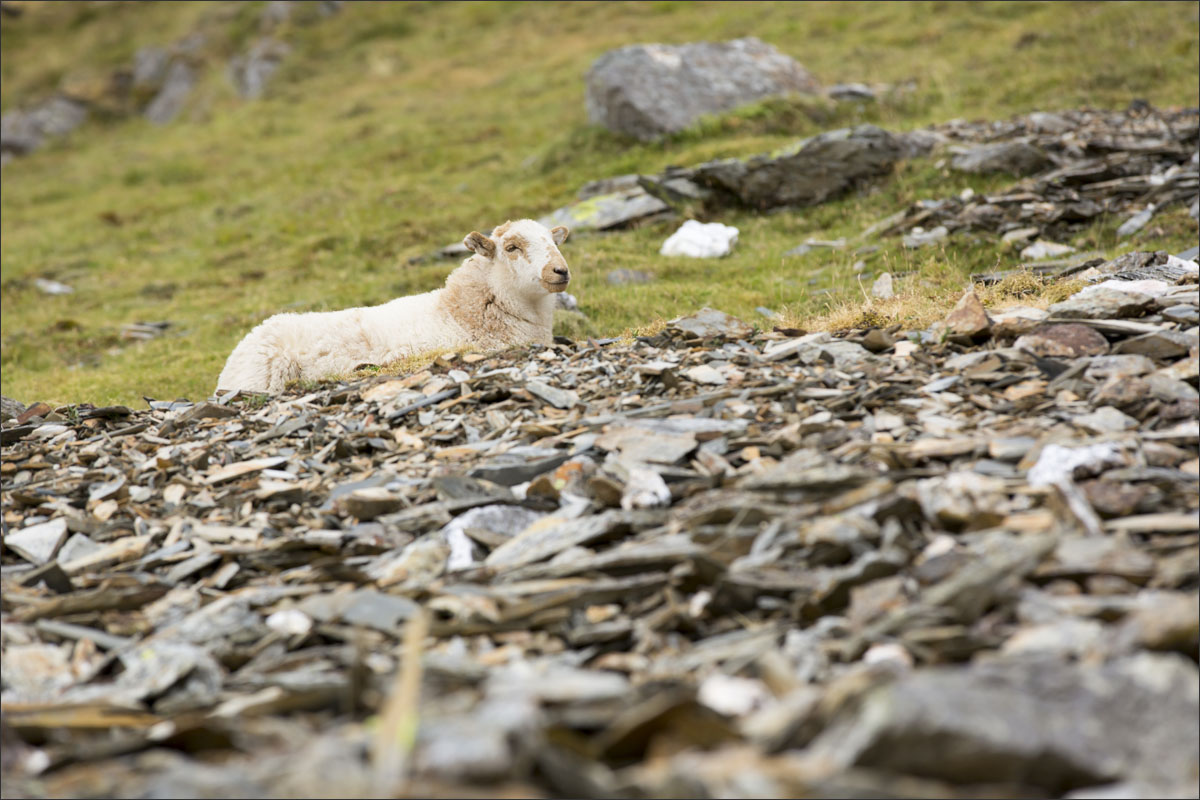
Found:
463,231 -> 495,258
550,225 -> 569,246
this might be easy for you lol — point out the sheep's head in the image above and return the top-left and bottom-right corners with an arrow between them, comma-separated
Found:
463,219 -> 570,296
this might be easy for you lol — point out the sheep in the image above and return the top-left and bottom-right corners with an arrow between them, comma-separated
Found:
216,219 -> 571,394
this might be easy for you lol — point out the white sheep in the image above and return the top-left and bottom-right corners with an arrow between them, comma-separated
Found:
216,219 -> 571,394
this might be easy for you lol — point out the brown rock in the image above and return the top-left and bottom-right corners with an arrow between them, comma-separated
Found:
1002,378 -> 1048,408
1080,479 -> 1151,518
861,328 -> 895,353
943,289 -> 991,338
16,402 -> 51,424
526,473 -> 561,502
337,488 -> 407,520
1092,376 -> 1150,407
1161,397 -> 1200,421
1014,323 -> 1109,358
1115,592 -> 1200,656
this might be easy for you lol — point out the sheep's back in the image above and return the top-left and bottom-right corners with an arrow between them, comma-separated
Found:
366,289 -> 467,357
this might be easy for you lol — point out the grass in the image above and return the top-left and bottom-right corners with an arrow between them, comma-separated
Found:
1,0 -> 1198,406
793,269 -> 1090,336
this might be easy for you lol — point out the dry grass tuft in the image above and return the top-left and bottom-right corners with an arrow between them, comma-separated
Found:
979,271 -> 1087,310
345,348 -> 458,385
618,317 -> 669,342
784,278 -> 962,334
783,268 -> 1090,335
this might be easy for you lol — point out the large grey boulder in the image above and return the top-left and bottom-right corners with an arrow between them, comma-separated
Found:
687,124 -> 906,209
585,37 -> 818,141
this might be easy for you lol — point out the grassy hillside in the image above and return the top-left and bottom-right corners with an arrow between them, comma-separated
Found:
2,0 -> 1198,406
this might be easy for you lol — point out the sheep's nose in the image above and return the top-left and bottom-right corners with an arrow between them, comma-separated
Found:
553,267 -> 569,278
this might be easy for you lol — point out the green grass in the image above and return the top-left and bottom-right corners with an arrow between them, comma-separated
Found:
2,0 -> 1198,405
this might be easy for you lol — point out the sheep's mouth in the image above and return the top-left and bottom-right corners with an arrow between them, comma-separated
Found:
542,279 -> 570,292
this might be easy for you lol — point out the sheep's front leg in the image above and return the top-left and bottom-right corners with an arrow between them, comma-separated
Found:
217,316 -> 303,394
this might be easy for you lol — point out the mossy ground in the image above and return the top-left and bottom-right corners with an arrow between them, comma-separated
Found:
2,1 -> 1198,406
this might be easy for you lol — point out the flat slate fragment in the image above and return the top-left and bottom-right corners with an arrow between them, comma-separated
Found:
4,518 -> 68,565
485,509 -> 663,569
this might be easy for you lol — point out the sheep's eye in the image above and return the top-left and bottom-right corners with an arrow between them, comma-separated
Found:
506,245 -> 519,252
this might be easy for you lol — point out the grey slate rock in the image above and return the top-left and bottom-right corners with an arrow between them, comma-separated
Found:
585,37 -> 818,141
1113,329 -> 1200,360
895,129 -> 943,158
638,170 -> 713,204
1,96 -> 88,158
132,47 -> 170,92
687,124 -> 906,210
1086,250 -> 1197,284
56,532 -> 103,565
526,380 -> 580,409
469,450 -> 576,487
144,61 -> 195,124
826,82 -> 876,101
1049,287 -> 1155,320
538,187 -> 670,231
806,654 -> 1200,796
668,307 -> 754,340
607,269 -> 654,285
950,141 -> 1053,175
5,519 -> 69,565
0,109 -> 40,157
28,96 -> 89,138
1162,305 -> 1199,325
1,395 -> 26,421
229,38 -> 290,100
578,174 -> 642,200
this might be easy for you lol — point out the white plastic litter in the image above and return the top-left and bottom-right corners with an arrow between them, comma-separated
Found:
1027,443 -> 1126,537
266,609 -> 313,636
697,673 -> 771,717
34,278 -> 74,295
620,466 -> 671,510
441,505 -> 546,570
863,642 -> 914,669
660,219 -> 739,258
1028,442 -> 1126,488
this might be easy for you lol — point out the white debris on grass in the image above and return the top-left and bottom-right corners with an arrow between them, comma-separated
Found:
660,220 -> 739,258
